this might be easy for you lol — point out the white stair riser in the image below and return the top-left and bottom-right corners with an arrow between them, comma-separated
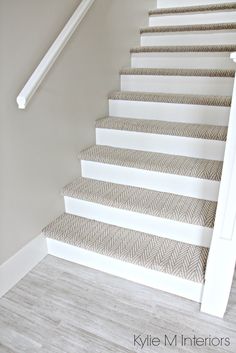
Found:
141,32 -> 236,47
109,100 -> 230,126
47,238 -> 204,302
156,0 -> 236,8
81,160 -> 220,202
96,128 -> 226,161
121,75 -> 234,96
131,53 -> 235,70
64,196 -> 213,247
150,12 -> 236,27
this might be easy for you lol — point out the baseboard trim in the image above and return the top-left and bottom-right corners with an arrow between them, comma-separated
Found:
0,235 -> 48,298
47,238 -> 204,302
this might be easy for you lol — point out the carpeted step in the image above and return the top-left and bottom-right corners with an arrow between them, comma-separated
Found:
96,117 -> 227,141
141,23 -> 236,34
130,44 -> 236,54
120,67 -> 235,78
43,213 -> 209,283
108,91 -> 231,107
79,145 -> 223,181
62,177 -> 217,228
149,2 -> 236,16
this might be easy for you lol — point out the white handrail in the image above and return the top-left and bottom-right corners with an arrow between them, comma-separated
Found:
201,52 -> 236,318
16,0 -> 95,109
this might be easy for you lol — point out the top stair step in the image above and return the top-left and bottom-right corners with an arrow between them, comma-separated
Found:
150,2 -> 236,16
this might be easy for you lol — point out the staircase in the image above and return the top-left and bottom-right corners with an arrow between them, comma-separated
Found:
43,0 -> 236,303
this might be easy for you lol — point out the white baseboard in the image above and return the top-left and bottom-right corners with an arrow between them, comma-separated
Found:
0,235 -> 48,298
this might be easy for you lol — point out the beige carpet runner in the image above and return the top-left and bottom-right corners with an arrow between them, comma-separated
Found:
141,23 -> 236,34
120,67 -> 235,77
62,178 -> 217,228
79,145 -> 223,181
43,213 -> 208,283
109,91 -> 231,107
96,117 -> 227,141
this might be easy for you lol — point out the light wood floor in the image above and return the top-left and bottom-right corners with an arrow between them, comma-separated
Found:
0,255 -> 235,353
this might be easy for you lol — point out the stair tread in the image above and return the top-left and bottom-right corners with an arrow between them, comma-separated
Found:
130,44 -> 236,53
96,117 -> 227,141
63,177 -> 217,228
80,145 -> 222,181
149,2 -> 236,16
43,213 -> 209,283
120,67 -> 235,77
141,22 -> 236,34
109,90 -> 231,107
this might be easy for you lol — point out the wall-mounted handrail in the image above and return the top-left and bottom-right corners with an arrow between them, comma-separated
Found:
16,0 -> 95,109
201,52 -> 236,318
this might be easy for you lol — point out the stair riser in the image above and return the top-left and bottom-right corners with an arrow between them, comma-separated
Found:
96,128 -> 226,161
141,32 -> 236,47
47,238 -> 204,302
64,196 -> 213,247
131,53 -> 235,70
121,75 -> 233,96
150,12 -> 236,27
81,160 -> 220,201
157,0 -> 236,7
109,100 -> 230,126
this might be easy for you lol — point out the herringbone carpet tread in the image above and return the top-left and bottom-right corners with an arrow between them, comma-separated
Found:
43,213 -> 209,283
109,91 -> 231,107
62,178 -> 217,228
80,145 -> 223,181
96,117 -> 227,141
149,2 -> 236,16
141,23 -> 236,34
130,44 -> 236,53
120,67 -> 235,77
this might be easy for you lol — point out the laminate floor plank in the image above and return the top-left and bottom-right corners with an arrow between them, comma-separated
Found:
0,255 -> 235,353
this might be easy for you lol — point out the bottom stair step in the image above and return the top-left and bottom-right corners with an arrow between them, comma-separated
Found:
43,213 -> 208,302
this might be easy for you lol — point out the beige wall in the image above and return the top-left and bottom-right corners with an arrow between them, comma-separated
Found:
0,0 -> 155,265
